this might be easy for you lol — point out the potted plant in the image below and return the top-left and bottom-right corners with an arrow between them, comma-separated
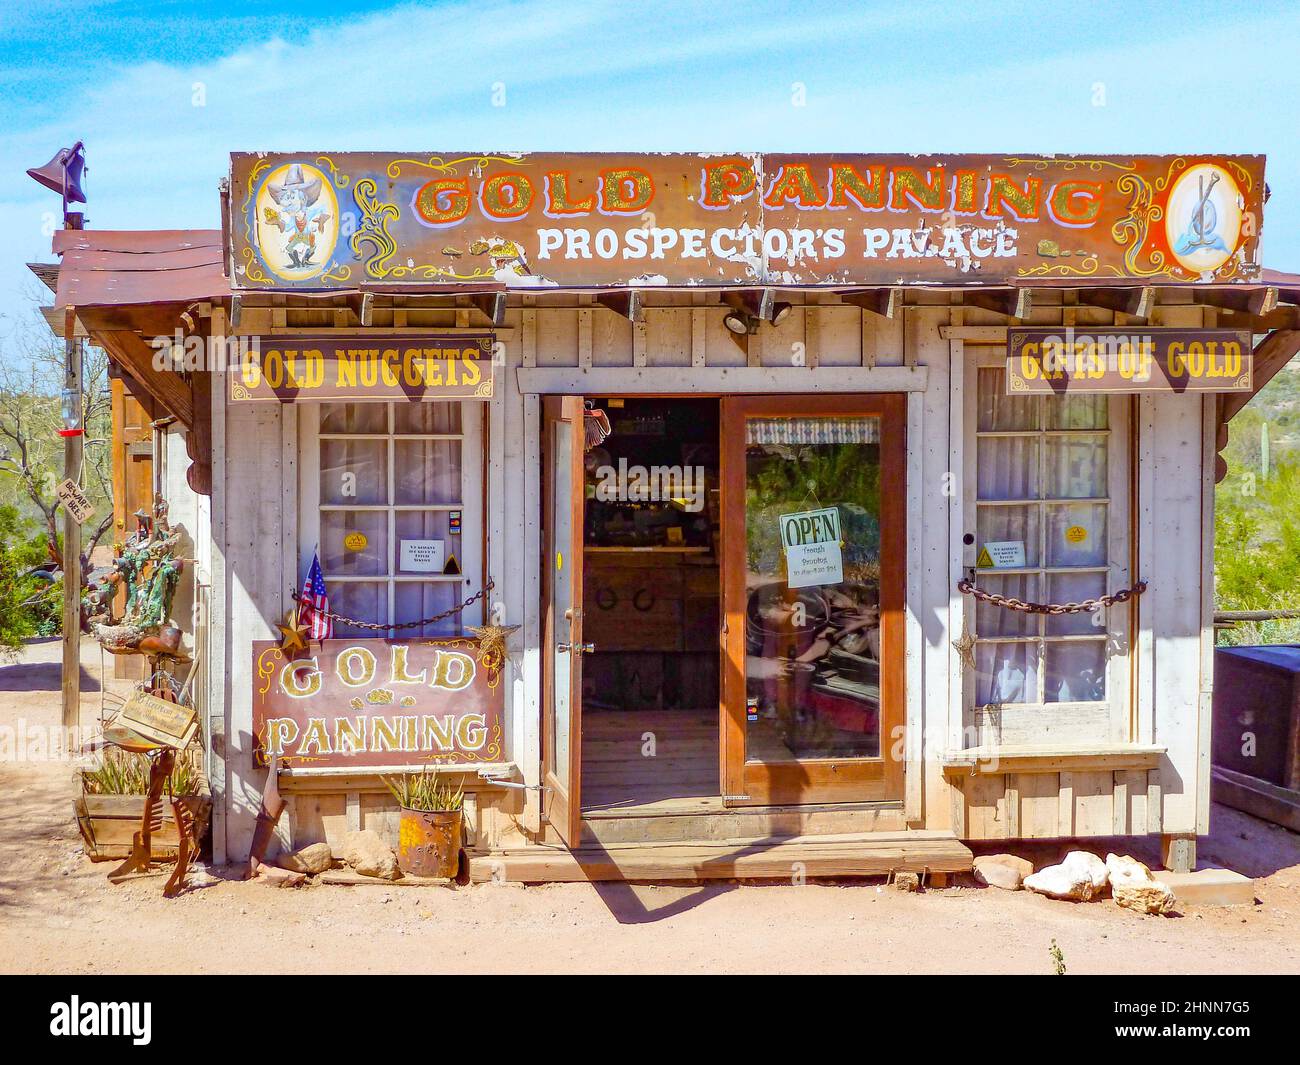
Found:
384,768 -> 465,879
75,747 -> 211,862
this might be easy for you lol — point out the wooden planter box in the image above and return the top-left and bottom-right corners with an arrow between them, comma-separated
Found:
75,768 -> 212,863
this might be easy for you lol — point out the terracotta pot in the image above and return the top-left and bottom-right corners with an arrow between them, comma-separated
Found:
397,806 -> 463,878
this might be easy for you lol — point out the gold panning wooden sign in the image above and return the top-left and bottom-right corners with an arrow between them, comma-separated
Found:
230,333 -> 494,401
1007,328 -> 1253,394
117,691 -> 199,749
229,153 -> 1266,290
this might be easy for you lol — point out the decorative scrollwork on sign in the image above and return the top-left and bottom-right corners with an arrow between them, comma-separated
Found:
1003,156 -> 1138,175
1016,255 -> 1111,280
256,646 -> 284,696
350,178 -> 402,279
1111,171 -> 1169,278
315,155 -> 351,189
386,154 -> 526,179
320,264 -> 353,284
240,246 -> 270,285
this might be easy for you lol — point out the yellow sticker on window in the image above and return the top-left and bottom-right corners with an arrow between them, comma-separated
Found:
344,531 -> 368,551
1065,525 -> 1088,544
556,551 -> 563,571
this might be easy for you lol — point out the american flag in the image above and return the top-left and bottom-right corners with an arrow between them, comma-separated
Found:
299,552 -> 333,640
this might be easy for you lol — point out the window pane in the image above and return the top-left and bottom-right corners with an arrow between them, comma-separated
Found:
320,403 -> 387,434
1045,571 -> 1107,636
321,510 -> 388,576
395,511 -> 457,574
394,440 -> 462,505
976,504 -> 1040,567
394,402 -> 462,434
320,439 -> 388,505
975,575 -> 1038,638
1045,394 -> 1107,430
1044,435 -> 1107,499
975,642 -> 1038,705
395,581 -> 461,637
977,437 -> 1040,500
1044,640 -> 1106,702
977,368 -> 1039,431
331,581 -> 386,637
1045,503 -> 1107,566
743,416 -> 883,760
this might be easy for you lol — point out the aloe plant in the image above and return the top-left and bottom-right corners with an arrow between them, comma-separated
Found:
83,747 -> 198,796
384,767 -> 464,812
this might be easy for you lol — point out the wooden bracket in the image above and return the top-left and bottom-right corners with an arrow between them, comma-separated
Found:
840,287 -> 903,320
470,291 -> 507,326
1194,286 -> 1278,317
595,289 -> 644,322
724,287 -> 777,320
1215,327 -> 1300,481
964,288 -> 1032,320
1076,286 -> 1155,322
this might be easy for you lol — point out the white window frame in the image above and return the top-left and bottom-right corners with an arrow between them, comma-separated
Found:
298,400 -> 485,636
961,345 -> 1132,746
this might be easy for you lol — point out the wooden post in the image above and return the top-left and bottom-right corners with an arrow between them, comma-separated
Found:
61,305 -> 83,730
1161,833 -> 1196,874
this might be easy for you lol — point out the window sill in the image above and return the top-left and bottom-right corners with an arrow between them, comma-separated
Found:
942,744 -> 1165,777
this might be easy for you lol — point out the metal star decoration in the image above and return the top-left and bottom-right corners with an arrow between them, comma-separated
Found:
468,623 -> 520,664
278,607 -> 309,653
951,624 -> 977,672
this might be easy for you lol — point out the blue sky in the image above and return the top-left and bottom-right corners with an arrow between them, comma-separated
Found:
3,0 -> 1299,345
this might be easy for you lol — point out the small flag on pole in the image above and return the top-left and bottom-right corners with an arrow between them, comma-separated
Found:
298,552 -> 333,640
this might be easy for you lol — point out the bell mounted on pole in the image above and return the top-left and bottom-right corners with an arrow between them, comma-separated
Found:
26,142 -> 87,228
27,142 -> 87,202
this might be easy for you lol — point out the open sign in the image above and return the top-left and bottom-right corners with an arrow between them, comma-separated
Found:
779,507 -> 841,549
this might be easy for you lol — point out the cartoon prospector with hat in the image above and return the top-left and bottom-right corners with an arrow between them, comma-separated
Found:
262,163 -> 332,269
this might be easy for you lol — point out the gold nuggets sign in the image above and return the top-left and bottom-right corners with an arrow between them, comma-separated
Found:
230,334 -> 494,401
1007,328 -> 1253,394
252,638 -> 506,769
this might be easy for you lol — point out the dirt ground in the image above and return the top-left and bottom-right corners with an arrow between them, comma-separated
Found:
2,638 -> 1299,975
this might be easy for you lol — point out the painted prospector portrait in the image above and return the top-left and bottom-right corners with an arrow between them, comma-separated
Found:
254,162 -> 339,281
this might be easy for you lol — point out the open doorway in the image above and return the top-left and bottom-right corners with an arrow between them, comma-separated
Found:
579,397 -> 721,812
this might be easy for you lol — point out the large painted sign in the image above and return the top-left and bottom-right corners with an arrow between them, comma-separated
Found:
229,333 -> 494,401
1007,328 -> 1253,394
228,153 -> 1265,290
252,638 -> 506,769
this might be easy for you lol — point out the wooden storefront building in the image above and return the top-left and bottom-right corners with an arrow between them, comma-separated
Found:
45,152 -> 1300,880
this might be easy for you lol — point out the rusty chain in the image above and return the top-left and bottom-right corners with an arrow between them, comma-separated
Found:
956,575 -> 1147,615
290,579 -> 494,631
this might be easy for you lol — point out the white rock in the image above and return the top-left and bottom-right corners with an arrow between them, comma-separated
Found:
1105,853 -> 1153,890
1024,851 -> 1108,901
340,829 -> 399,880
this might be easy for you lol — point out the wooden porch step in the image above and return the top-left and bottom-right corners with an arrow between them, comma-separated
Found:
580,799 -> 910,844
469,832 -> 973,883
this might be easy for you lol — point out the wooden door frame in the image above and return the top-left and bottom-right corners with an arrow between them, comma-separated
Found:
540,396 -> 585,846
721,393 -> 907,806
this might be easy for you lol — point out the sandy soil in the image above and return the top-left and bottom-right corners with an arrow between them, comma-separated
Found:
2,638 -> 1299,975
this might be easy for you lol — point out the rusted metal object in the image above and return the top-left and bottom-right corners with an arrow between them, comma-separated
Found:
397,807 -> 463,879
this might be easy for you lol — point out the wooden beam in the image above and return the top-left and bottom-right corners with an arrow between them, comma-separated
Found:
595,289 -> 644,322
964,288 -> 1031,320
840,287 -> 903,320
1215,327 -> 1300,482
1194,286 -> 1278,317
1076,286 -> 1155,321
92,327 -> 194,428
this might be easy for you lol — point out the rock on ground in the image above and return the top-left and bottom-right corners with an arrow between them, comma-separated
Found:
1106,853 -> 1153,889
1114,881 -> 1176,915
279,842 -> 334,875
1024,851 -> 1109,901
973,854 -> 1034,891
340,830 -> 399,880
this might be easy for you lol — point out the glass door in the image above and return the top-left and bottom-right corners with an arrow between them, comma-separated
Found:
721,394 -> 906,806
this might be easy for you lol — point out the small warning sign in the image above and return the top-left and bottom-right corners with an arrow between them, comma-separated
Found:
56,479 -> 94,523
977,540 -> 1027,569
